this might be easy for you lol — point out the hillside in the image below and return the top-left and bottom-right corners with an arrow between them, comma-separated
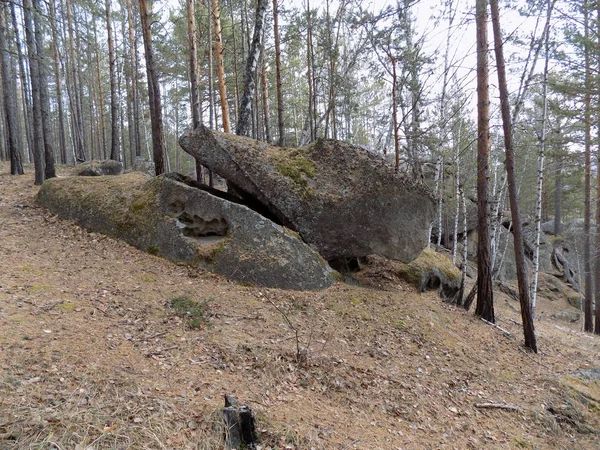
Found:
1,164 -> 599,449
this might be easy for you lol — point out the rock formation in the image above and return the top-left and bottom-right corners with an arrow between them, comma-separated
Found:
37,173 -> 335,290
179,125 -> 436,263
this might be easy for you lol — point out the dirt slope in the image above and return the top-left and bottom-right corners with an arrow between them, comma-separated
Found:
1,164 -> 599,449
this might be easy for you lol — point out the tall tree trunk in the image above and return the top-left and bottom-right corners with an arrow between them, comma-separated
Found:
10,1 -> 33,163
64,0 -> 86,162
452,124 -> 462,264
212,0 -> 231,132
554,153 -> 563,235
91,19 -> 107,160
583,0 -> 594,332
595,0 -> 600,335
207,0 -> 215,130
305,0 -> 315,142
48,0 -> 68,165
23,0 -> 45,184
273,0 -> 284,145
139,0 -> 165,175
490,0 -> 536,352
474,0 -> 494,323
531,1 -> 553,315
32,0 -> 56,179
125,0 -> 142,160
187,0 -> 204,182
237,0 -> 268,137
228,0 -> 240,124
187,0 -> 201,129
105,0 -> 119,160
0,2 -> 24,175
260,40 -> 271,143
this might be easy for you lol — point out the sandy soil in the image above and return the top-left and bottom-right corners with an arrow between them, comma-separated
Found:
1,163 -> 599,449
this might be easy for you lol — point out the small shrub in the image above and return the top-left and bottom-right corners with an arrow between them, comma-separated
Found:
169,296 -> 207,330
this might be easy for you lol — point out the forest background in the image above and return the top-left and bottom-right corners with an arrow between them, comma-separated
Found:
1,0 -> 600,333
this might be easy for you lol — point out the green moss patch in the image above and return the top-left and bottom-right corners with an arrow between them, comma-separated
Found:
272,148 -> 316,187
169,296 -> 208,330
396,249 -> 460,286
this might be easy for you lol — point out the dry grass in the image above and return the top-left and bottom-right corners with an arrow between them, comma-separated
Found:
1,163 -> 599,449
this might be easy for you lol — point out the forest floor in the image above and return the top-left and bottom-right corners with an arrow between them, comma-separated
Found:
1,163 -> 600,450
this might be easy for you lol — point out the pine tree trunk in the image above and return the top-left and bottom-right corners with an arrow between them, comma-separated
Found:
187,0 -> 204,183
48,0 -> 68,165
139,0 -> 165,176
125,0 -> 142,160
0,2 -> 24,175
260,42 -> 271,143
23,0 -> 45,184
32,0 -> 56,179
583,0 -> 594,333
187,0 -> 201,129
305,0 -> 315,142
595,0 -> 600,335
273,0 -> 284,145
228,0 -> 240,125
10,1 -> 33,163
105,0 -> 119,161
237,0 -> 268,137
474,0 -> 494,323
64,0 -> 86,162
207,0 -> 215,130
212,0 -> 231,133
91,19 -> 107,160
490,0 -> 536,352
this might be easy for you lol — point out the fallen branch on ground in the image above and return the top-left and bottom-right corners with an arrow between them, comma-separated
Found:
481,318 -> 512,337
475,402 -> 521,412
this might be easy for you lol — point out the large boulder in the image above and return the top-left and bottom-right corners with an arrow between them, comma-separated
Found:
179,126 -> 436,262
72,160 -> 123,176
37,173 -> 335,291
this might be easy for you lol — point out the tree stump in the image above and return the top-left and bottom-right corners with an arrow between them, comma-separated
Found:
222,395 -> 257,449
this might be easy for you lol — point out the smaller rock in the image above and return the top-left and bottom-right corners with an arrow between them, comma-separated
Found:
132,156 -> 155,176
73,160 -> 123,176
567,292 -> 583,309
552,311 -> 580,323
573,368 -> 600,381
395,249 -> 461,301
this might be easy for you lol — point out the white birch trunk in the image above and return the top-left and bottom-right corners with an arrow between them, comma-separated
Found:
530,1 -> 554,313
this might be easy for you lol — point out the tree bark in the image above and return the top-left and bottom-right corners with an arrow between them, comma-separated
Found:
531,0 -> 553,315
187,0 -> 201,129
32,0 -> 56,179
583,0 -> 594,332
139,0 -> 165,175
490,0 -> 536,352
23,0 -> 45,184
48,0 -> 68,165
105,0 -> 120,161
260,41 -> 271,143
125,0 -> 142,160
237,0 -> 268,137
474,0 -> 494,323
272,0 -> 284,145
64,0 -> 86,162
212,0 -> 231,133
0,3 -> 24,175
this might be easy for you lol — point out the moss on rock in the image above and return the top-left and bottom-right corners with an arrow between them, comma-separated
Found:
396,249 -> 460,301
